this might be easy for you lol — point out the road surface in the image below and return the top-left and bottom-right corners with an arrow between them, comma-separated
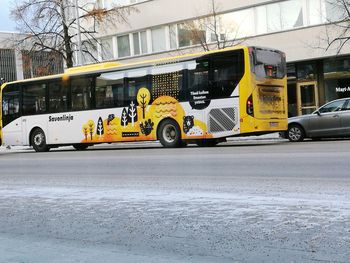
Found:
0,139 -> 349,262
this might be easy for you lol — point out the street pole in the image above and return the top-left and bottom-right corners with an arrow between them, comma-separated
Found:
74,0 -> 83,65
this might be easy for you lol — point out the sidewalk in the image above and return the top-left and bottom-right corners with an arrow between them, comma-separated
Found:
0,133 -> 284,152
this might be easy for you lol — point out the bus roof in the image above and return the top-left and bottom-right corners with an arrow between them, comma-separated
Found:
1,45 -> 248,90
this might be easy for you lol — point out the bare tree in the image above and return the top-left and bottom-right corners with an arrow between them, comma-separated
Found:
11,0 -> 137,68
180,0 -> 245,52
323,0 -> 350,54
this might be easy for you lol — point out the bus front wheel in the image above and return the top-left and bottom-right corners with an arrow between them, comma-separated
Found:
158,119 -> 181,148
31,128 -> 50,152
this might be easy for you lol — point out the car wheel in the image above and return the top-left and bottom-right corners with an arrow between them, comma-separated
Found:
158,119 -> 181,148
31,128 -> 50,152
287,124 -> 305,142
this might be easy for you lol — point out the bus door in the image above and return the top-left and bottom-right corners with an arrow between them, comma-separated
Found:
1,85 -> 23,145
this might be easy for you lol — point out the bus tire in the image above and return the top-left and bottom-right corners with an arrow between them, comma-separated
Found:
73,144 -> 89,151
31,128 -> 50,152
158,119 -> 182,148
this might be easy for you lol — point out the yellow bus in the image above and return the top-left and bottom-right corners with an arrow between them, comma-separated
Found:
0,46 -> 287,152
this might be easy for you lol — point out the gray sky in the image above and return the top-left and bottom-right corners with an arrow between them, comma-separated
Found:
0,0 -> 17,32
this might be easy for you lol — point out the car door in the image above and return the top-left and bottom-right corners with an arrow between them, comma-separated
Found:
307,99 -> 345,137
339,99 -> 350,136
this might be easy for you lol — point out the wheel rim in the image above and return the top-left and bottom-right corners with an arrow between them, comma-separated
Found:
33,133 -> 44,146
289,127 -> 301,141
162,124 -> 177,143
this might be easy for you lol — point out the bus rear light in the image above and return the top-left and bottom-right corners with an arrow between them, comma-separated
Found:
247,95 -> 254,116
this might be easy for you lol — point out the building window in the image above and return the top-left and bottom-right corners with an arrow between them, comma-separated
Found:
99,0 -> 148,9
177,22 -> 205,48
117,35 -> 131,58
280,0 -> 303,29
133,31 -> 148,55
324,57 -> 350,101
322,0 -> 345,22
219,9 -> 255,39
82,40 -> 98,64
266,3 -> 282,32
100,37 -> 114,61
151,27 -> 166,52
308,0 -> 322,25
169,25 -> 178,49
0,49 -> 17,82
255,5 -> 267,35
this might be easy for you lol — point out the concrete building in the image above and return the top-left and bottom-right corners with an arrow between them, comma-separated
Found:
79,0 -> 350,116
0,32 -> 63,83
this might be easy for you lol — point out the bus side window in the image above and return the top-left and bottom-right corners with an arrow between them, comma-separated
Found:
211,51 -> 244,99
22,83 -> 47,115
71,77 -> 92,111
95,75 -> 124,109
126,77 -> 149,106
2,85 -> 20,127
151,71 -> 184,101
188,60 -> 209,97
112,83 -> 124,107
48,82 -> 68,113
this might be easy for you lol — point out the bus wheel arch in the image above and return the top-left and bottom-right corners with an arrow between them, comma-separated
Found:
157,118 -> 182,148
30,127 -> 50,152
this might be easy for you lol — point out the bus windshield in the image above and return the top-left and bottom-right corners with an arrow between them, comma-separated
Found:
250,47 -> 286,79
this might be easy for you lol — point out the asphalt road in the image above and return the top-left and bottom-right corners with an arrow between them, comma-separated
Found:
0,139 -> 349,262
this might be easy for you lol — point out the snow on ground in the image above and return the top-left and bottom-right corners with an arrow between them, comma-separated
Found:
0,181 -> 349,263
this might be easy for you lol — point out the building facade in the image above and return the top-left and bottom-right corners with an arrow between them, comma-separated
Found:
0,32 -> 64,83
78,0 -> 350,116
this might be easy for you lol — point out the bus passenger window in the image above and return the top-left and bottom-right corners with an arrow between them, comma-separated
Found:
49,82 -> 68,113
71,77 -> 92,111
188,60 -> 209,95
211,51 -> 244,99
113,84 -> 124,107
152,71 -> 184,101
95,76 -> 124,108
126,77 -> 149,105
2,85 -> 20,127
22,83 -> 47,115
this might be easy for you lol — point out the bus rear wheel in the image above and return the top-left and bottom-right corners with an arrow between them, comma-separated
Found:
158,119 -> 181,148
31,128 -> 50,152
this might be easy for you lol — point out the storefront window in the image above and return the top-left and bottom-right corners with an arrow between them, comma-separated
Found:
297,63 -> 317,81
324,57 -> 350,101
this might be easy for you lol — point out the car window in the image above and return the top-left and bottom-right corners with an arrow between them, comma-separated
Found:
319,100 -> 345,113
343,100 -> 350,111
